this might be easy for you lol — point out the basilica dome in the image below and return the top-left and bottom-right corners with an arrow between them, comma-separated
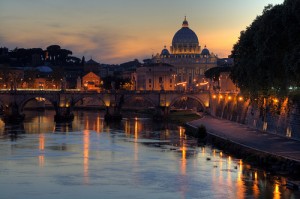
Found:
170,17 -> 201,55
172,19 -> 199,46
201,46 -> 210,56
160,46 -> 170,56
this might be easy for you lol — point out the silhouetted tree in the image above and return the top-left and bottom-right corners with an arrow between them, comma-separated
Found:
231,0 -> 300,98
81,56 -> 85,66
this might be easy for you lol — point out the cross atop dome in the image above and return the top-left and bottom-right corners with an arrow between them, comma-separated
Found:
182,16 -> 189,28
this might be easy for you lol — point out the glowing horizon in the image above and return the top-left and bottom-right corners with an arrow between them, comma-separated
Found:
0,0 -> 284,64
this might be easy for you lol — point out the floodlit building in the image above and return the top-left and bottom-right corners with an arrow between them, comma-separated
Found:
152,17 -> 218,90
82,72 -> 101,91
135,63 -> 176,91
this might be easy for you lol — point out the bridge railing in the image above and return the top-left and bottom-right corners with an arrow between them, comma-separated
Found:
0,88 -> 212,95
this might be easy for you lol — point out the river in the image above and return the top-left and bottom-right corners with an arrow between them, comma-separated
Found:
0,110 -> 299,199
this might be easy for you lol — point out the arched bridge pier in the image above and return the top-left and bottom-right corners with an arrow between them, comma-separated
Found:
0,90 -> 210,123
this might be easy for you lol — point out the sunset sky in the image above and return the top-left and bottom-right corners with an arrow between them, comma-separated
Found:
0,0 -> 284,64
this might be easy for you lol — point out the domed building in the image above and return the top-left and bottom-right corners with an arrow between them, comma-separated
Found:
152,17 -> 218,90
171,17 -> 200,55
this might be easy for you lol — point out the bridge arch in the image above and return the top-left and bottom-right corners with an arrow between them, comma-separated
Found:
72,94 -> 107,108
169,94 -> 206,111
19,96 -> 56,111
122,94 -> 157,109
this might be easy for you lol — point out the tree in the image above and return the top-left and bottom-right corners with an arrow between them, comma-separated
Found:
204,66 -> 232,81
231,0 -> 300,99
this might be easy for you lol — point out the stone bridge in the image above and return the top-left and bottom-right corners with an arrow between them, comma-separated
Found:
0,89 -> 210,123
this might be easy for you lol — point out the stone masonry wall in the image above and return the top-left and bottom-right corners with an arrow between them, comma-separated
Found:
210,96 -> 300,141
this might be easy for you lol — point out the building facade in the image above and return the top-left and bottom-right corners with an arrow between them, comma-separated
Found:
82,72 -> 101,91
152,17 -> 218,90
135,63 -> 176,91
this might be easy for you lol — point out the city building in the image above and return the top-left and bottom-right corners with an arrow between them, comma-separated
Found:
82,71 -> 101,91
134,63 -> 176,91
152,17 -> 218,90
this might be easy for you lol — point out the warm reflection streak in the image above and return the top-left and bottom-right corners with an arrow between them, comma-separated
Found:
181,143 -> 187,175
83,130 -> 90,184
273,183 -> 280,199
39,134 -> 45,167
235,159 -> 245,199
253,178 -> 260,198
134,119 -> 138,161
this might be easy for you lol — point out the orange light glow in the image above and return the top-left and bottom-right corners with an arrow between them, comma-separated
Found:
39,134 -> 45,167
181,143 -> 187,175
83,130 -> 90,184
273,183 -> 280,199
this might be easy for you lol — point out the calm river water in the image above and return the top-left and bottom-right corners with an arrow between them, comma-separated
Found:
0,110 -> 299,199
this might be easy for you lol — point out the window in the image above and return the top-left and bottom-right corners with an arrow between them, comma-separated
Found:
159,77 -> 162,83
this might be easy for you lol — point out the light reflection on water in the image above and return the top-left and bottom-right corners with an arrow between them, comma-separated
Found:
0,110 -> 299,199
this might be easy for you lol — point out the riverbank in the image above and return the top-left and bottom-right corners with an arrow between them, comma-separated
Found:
187,116 -> 300,181
168,110 -> 202,125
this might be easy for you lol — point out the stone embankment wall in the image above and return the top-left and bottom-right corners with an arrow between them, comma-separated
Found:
210,96 -> 300,141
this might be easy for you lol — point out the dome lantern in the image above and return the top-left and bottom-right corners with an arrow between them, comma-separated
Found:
182,16 -> 189,28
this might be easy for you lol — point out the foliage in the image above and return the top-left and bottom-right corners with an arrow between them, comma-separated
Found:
102,76 -> 132,90
204,66 -> 232,81
231,0 -> 300,99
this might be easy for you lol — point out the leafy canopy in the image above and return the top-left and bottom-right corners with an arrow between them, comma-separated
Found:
230,0 -> 300,98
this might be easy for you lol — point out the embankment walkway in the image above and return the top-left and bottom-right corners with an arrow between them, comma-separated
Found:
188,116 -> 300,163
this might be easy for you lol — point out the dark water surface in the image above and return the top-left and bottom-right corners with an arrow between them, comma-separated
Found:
0,110 -> 299,199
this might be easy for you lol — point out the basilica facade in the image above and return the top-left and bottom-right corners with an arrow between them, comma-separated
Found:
152,17 -> 218,90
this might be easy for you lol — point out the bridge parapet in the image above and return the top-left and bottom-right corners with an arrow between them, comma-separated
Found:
0,90 -> 212,123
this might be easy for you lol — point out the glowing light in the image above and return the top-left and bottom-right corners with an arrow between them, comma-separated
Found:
239,159 -> 243,165
228,96 -> 232,100
39,134 -> 45,167
212,95 -> 217,99
286,127 -> 292,138
219,95 -> 223,99
273,98 -> 279,103
238,96 -> 243,101
181,143 -> 187,175
35,97 -> 46,102
199,81 -> 209,86
176,81 -> 187,86
83,130 -> 90,184
273,183 -> 280,199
